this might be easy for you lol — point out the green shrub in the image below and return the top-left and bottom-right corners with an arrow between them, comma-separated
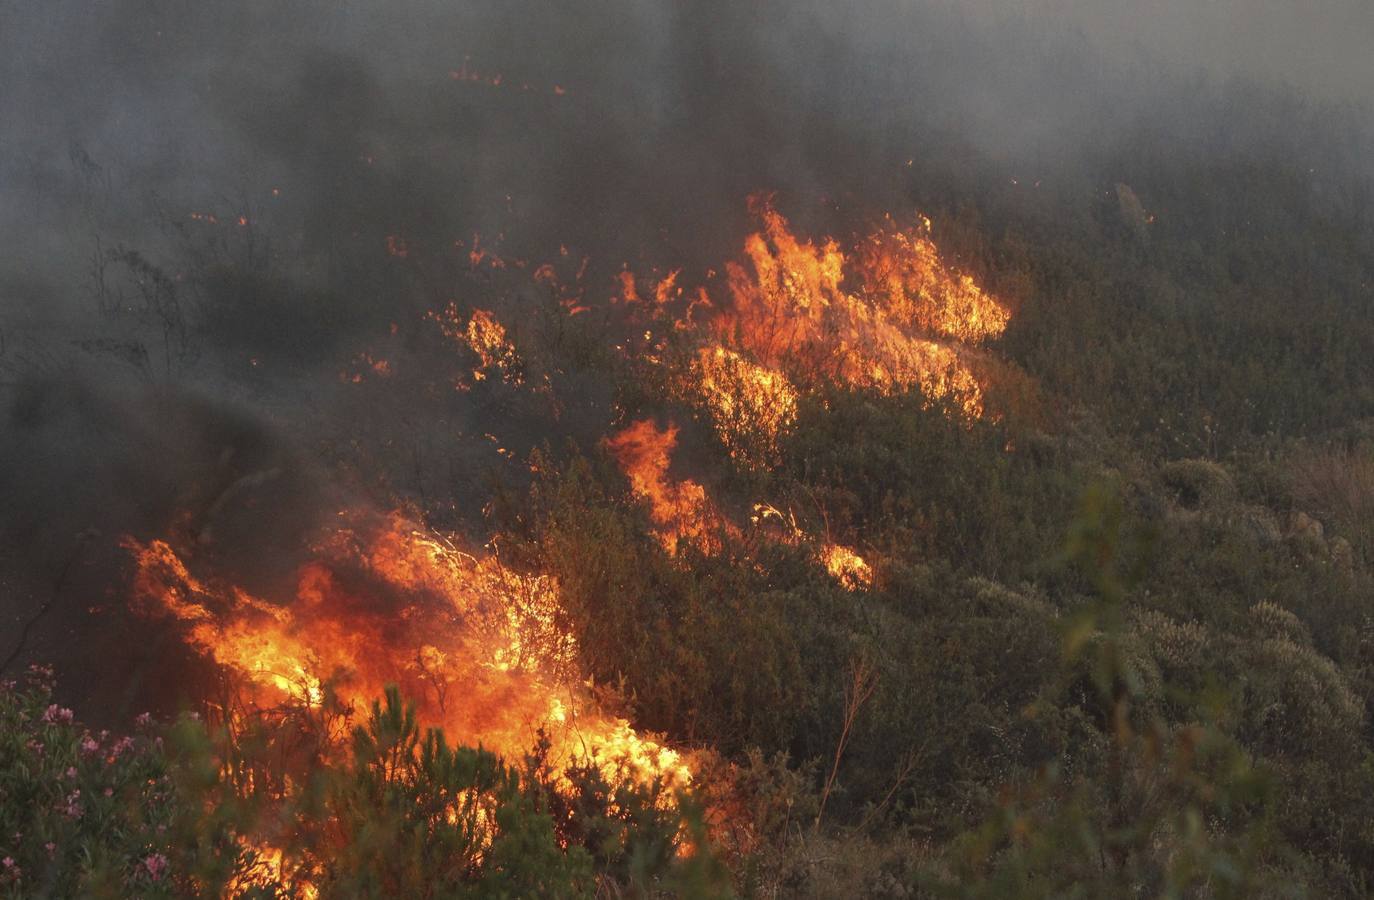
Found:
0,665 -> 275,899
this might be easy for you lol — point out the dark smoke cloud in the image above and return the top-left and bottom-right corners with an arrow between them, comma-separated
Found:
0,376 -> 327,574
0,374 -> 334,720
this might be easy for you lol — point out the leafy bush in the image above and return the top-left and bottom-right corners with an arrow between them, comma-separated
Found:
0,665 -> 273,898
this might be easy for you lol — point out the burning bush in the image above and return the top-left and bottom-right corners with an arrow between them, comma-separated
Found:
0,667 -> 726,898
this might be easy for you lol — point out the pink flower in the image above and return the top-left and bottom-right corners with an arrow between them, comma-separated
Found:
135,712 -> 152,727
80,737 -> 99,754
103,787 -> 113,797
142,853 -> 169,882
112,736 -> 134,756
41,704 -> 73,724
65,767 -> 77,779
44,843 -> 56,857
61,789 -> 82,819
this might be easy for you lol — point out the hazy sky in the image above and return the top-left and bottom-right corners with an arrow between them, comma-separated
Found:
977,0 -> 1374,101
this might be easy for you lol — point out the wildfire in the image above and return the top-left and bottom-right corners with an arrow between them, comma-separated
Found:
854,216 -> 1009,344
603,420 -> 716,554
232,192 -> 998,786
691,346 -> 798,470
124,513 -> 689,794
429,304 -> 524,386
230,842 -> 316,899
819,543 -> 874,591
708,196 -> 1006,417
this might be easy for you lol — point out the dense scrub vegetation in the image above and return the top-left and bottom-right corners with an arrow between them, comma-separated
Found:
472,92 -> 1374,894
7,62 -> 1374,896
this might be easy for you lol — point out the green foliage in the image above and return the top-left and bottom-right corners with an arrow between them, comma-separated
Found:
503,398 -> 1374,895
314,685 -> 593,898
0,665 -> 273,898
514,449 -> 856,758
777,386 -> 1072,578
916,485 -> 1288,898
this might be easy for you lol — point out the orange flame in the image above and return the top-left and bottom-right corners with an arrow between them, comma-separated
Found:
854,216 -> 1008,344
124,513 -> 689,793
603,420 -> 715,554
429,304 -> 524,387
819,543 -> 873,591
709,196 -> 1006,416
691,346 -> 798,469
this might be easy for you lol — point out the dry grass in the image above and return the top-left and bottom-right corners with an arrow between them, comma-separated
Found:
1292,446 -> 1374,561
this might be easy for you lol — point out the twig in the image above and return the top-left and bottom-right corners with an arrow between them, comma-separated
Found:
858,740 -> 926,832
815,654 -> 879,831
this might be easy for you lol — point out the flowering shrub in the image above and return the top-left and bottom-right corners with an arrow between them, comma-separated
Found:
0,665 -> 274,898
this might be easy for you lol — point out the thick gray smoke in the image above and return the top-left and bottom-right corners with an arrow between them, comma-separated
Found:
4,0 -> 1369,320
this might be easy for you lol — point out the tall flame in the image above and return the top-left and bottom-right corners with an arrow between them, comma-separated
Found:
602,198 -> 1008,586
125,513 -> 689,792
603,420 -> 716,554
710,196 -> 1006,416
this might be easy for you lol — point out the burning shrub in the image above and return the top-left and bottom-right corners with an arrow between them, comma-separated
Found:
0,670 -> 726,899
711,197 -> 1004,417
690,346 -> 798,471
518,449 -> 857,756
247,687 -> 726,897
308,686 -> 593,897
